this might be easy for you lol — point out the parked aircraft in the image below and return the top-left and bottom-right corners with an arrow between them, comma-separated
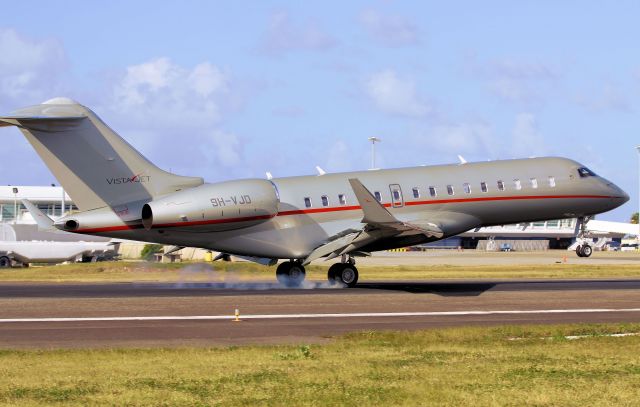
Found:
0,98 -> 629,286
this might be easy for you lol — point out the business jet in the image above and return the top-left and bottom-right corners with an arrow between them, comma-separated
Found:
0,98 -> 629,287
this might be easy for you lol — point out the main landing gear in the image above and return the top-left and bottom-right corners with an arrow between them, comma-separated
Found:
327,255 -> 359,288
276,261 -> 306,287
274,255 -> 360,288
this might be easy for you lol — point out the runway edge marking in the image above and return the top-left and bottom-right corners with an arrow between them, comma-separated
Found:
2,308 -> 640,323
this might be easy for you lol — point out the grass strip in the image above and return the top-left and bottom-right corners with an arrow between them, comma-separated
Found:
1,261 -> 640,283
0,323 -> 638,406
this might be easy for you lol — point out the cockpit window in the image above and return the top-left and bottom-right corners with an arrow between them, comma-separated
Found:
577,167 -> 596,177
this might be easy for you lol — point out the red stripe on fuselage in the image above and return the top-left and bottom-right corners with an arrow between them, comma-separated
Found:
75,194 -> 615,233
75,214 -> 275,233
276,194 -> 614,216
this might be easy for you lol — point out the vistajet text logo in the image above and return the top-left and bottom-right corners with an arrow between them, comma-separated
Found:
106,173 -> 151,185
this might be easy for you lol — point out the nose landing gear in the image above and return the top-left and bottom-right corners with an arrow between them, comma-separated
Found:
575,216 -> 593,258
576,244 -> 593,257
327,255 -> 359,287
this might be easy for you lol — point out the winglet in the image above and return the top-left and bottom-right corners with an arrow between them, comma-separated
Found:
348,178 -> 397,225
21,199 -> 55,230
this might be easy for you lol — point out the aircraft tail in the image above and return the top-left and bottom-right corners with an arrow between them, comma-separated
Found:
0,97 -> 203,211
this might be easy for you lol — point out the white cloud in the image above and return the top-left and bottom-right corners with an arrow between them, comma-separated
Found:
511,113 -> 545,157
204,130 -> 243,167
104,58 -> 245,178
260,11 -> 336,55
325,140 -> 353,172
575,84 -> 631,113
0,28 -> 67,104
359,9 -> 419,47
110,57 -> 230,126
407,113 -> 546,162
474,58 -> 559,105
429,122 -> 494,153
188,63 -> 227,98
363,70 -> 432,117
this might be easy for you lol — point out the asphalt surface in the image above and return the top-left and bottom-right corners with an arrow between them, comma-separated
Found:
1,279 -> 640,348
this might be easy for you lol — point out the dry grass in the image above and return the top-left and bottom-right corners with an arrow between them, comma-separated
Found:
1,260 -> 640,283
0,323 -> 638,406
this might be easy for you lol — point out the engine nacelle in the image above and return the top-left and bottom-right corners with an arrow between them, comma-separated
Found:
54,206 -> 126,233
141,179 -> 280,232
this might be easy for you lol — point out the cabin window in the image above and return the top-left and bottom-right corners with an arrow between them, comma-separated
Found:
480,182 -> 488,193
446,185 -> 454,195
304,197 -> 312,208
548,176 -> 556,188
514,179 -> 522,190
412,187 -> 420,198
463,183 -> 471,194
338,194 -> 347,205
530,178 -> 538,189
374,191 -> 382,202
392,189 -> 401,200
497,180 -> 505,191
429,186 -> 437,197
321,195 -> 329,207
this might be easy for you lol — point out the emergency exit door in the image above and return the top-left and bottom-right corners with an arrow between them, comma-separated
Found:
389,184 -> 404,208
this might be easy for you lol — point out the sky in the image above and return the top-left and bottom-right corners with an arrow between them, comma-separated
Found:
0,1 -> 639,221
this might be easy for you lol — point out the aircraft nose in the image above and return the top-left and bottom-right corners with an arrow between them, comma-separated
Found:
603,180 -> 629,206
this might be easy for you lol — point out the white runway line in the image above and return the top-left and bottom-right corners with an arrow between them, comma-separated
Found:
1,308 -> 640,323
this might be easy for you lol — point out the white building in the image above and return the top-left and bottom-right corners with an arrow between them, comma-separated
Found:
0,186 -> 76,223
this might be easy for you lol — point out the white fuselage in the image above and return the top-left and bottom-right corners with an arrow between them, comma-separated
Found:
74,157 -> 627,259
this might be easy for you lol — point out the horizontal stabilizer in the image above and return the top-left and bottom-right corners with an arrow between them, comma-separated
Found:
0,116 -> 85,128
21,199 -> 55,231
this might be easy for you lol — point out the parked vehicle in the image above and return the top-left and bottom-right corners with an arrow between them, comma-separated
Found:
620,243 -> 639,252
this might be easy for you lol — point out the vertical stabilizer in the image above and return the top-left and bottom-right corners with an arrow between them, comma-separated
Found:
0,98 -> 203,211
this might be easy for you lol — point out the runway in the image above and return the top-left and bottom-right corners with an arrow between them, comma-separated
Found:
1,278 -> 639,348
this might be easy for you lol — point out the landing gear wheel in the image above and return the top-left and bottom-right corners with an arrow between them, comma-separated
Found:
576,245 -> 584,257
0,256 -> 11,268
327,263 -> 343,284
333,263 -> 359,288
581,245 -> 593,257
276,261 -> 306,287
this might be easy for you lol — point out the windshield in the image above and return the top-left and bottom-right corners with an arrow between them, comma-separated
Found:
577,167 -> 597,177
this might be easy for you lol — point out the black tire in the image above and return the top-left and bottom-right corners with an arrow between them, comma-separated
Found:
276,261 -> 306,287
0,256 -> 11,268
575,245 -> 584,257
327,263 -> 343,284
335,264 -> 359,288
581,245 -> 593,257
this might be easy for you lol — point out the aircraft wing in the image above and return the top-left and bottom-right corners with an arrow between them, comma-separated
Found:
302,178 -> 445,265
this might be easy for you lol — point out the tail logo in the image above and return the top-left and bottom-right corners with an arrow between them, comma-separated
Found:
106,173 -> 151,185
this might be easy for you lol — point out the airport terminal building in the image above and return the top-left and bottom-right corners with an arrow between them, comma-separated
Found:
0,185 -> 76,223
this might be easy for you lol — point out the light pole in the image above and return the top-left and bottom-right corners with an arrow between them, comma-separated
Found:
12,187 -> 18,224
368,137 -> 381,169
636,146 -> 640,241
